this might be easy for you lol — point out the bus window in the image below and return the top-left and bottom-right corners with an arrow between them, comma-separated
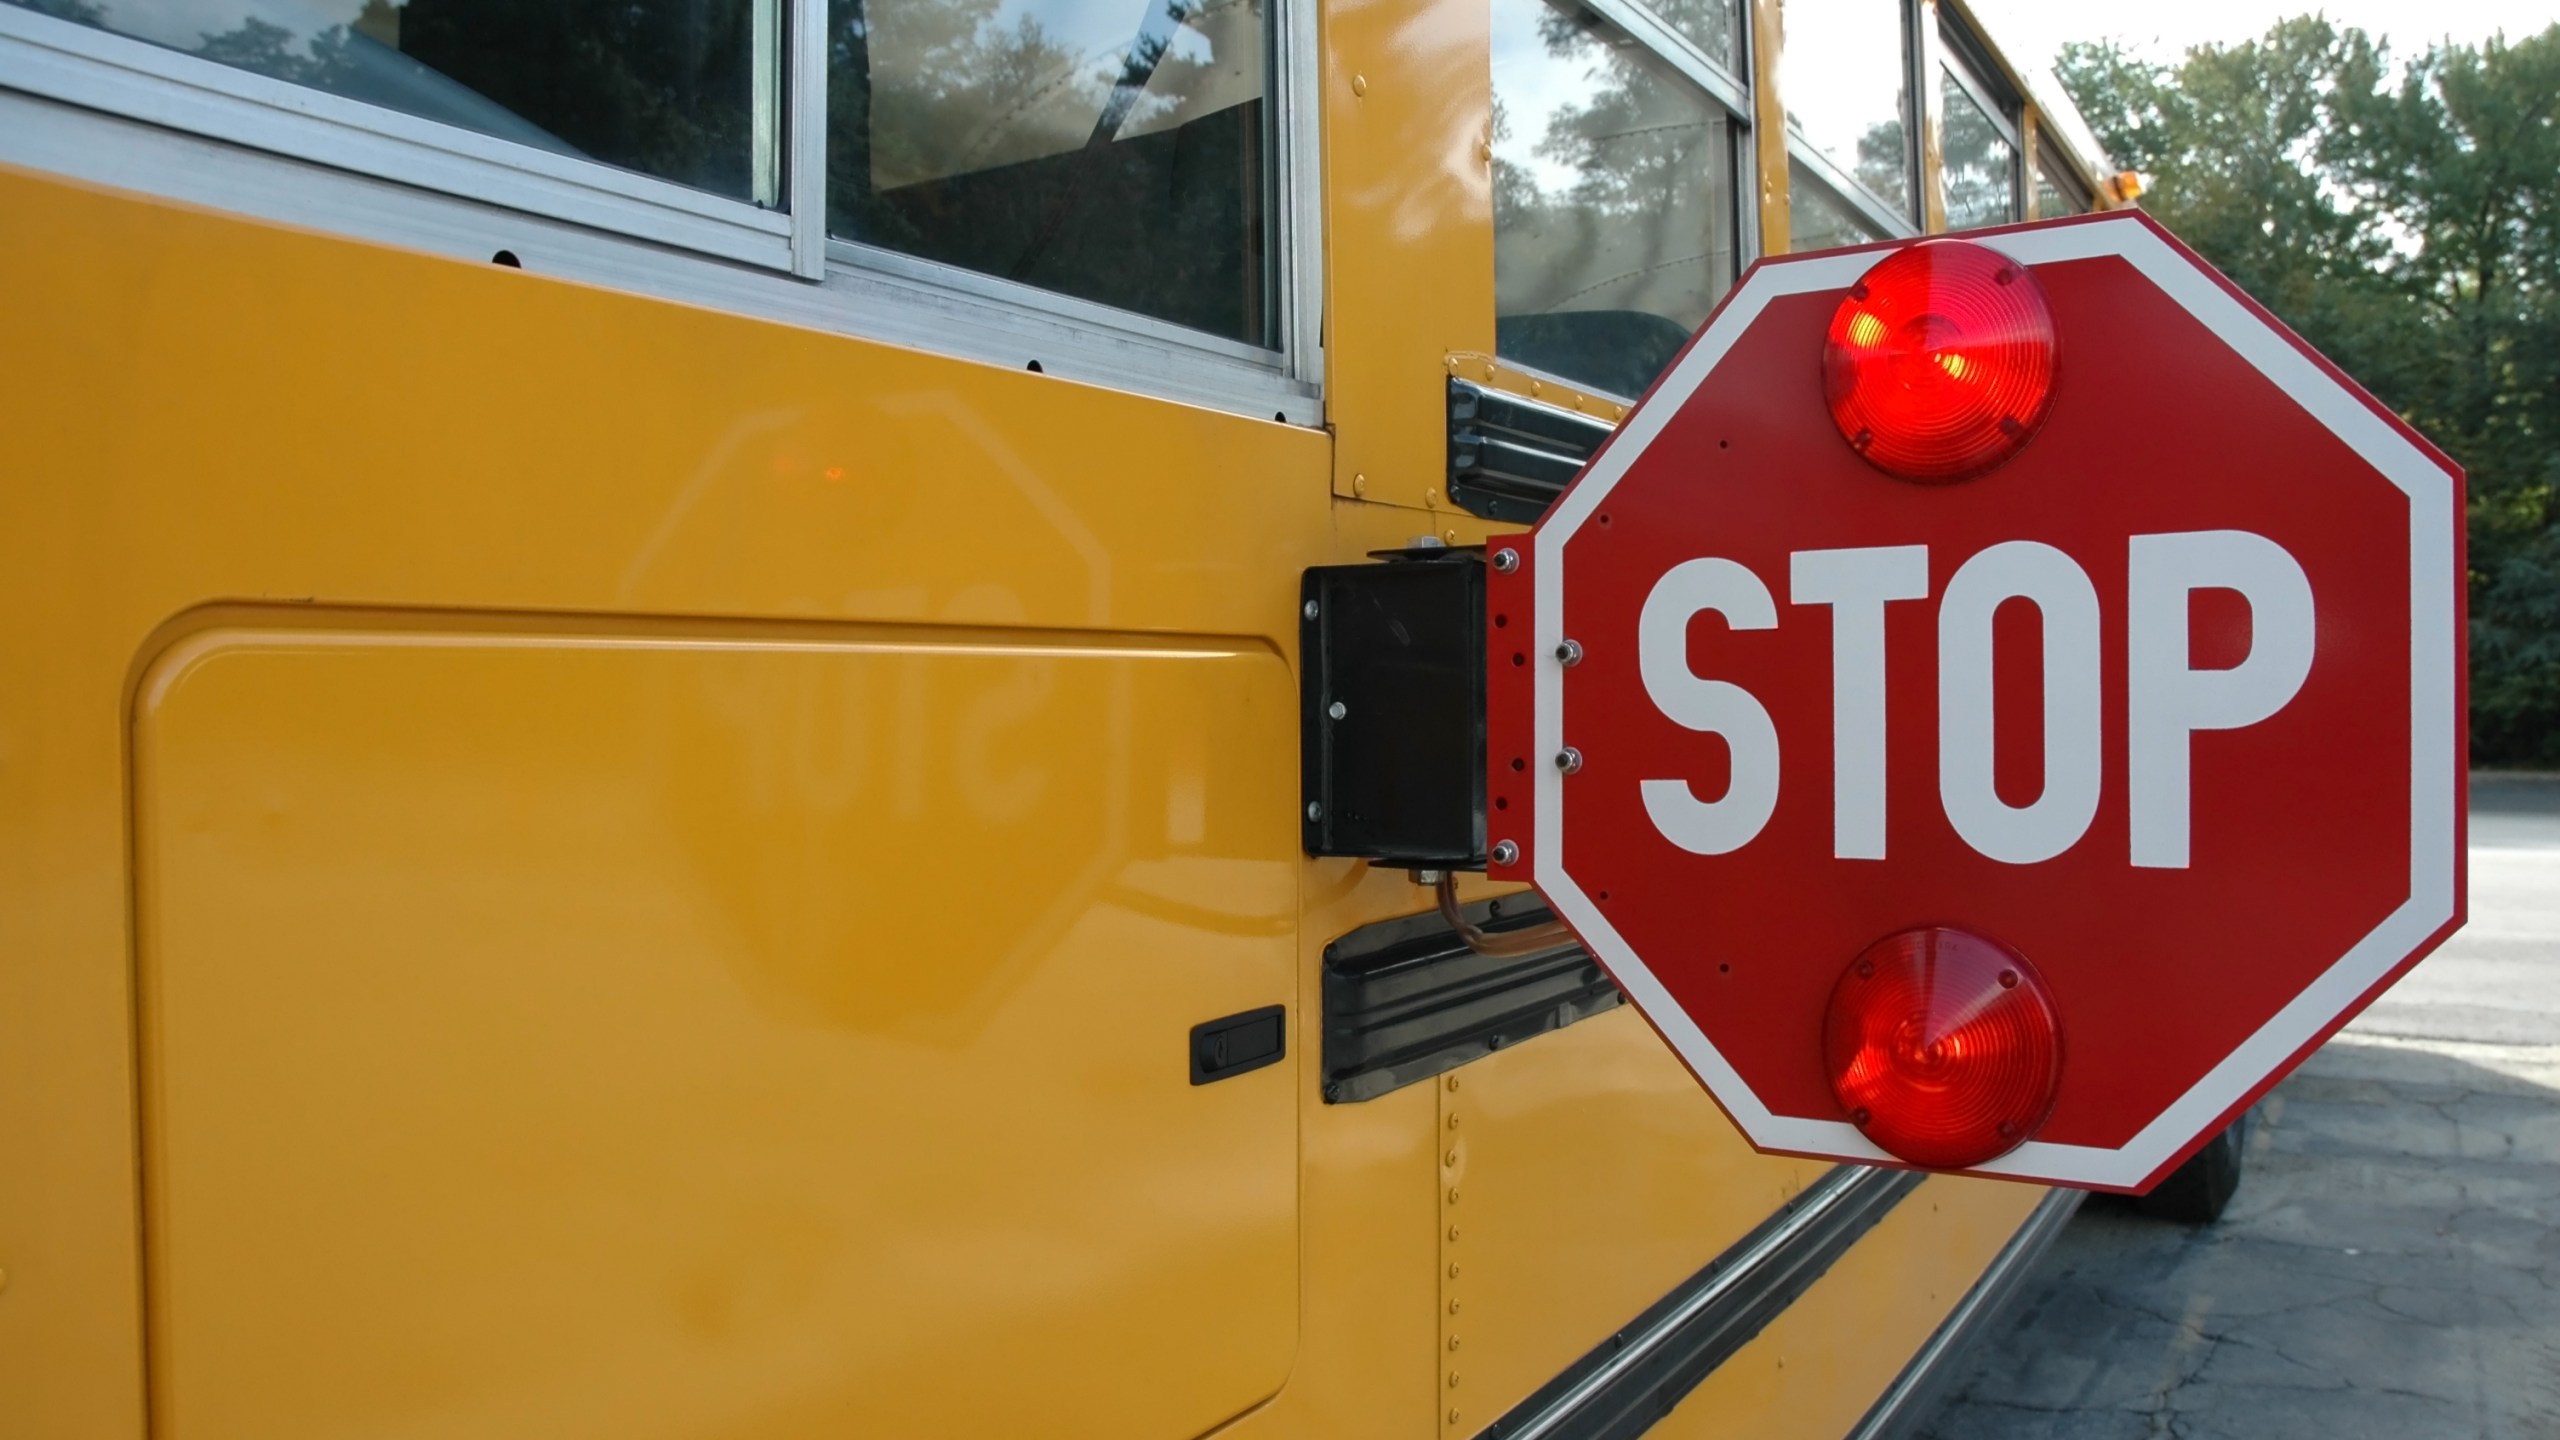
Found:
1490,0 -> 1740,399
6,0 -> 778,203
1780,0 -> 1913,224
1937,65 -> 2017,229
825,0 -> 1277,346
1646,0 -> 1742,74
2034,144 -> 2093,218
1787,159 -> 1885,250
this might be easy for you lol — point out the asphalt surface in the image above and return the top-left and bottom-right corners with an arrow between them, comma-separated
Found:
2357,774 -> 2560,1048
1917,774 -> 2560,1440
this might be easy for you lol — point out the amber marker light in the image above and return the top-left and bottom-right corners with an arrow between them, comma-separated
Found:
1822,239 -> 2058,483
1823,927 -> 2063,1169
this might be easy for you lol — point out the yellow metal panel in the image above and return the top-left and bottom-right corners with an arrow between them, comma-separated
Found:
1431,1007 -> 1833,1431
1916,0 -> 1951,234
0,166 -> 1404,1434
1322,0 -> 1496,514
132,620 -> 1298,1438
1228,865 -> 1466,1440
1751,0 -> 1792,255
1443,352 -> 1631,425
1650,1175 -> 2051,1439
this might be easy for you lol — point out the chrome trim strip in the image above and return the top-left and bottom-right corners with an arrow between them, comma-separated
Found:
826,238 -> 1290,371
1500,1166 -> 1912,1440
1842,1186 -> 2085,1440
0,91 -> 1319,425
786,0 -> 829,279
1276,0 -> 1326,385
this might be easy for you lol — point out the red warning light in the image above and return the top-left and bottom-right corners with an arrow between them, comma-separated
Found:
1823,927 -> 2063,1169
1822,240 -> 2058,483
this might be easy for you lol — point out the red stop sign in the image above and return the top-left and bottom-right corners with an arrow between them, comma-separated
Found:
1483,212 -> 2466,1191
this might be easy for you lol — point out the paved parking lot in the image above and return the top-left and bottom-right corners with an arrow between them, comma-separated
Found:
1918,776 -> 2560,1440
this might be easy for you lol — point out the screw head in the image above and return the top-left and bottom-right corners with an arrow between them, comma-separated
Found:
1490,839 -> 1519,866
1556,638 -> 1584,667
1491,547 -> 1519,573
1555,747 -> 1584,775
1327,700 -> 1347,720
1302,599 -> 1319,621
1306,801 -> 1323,821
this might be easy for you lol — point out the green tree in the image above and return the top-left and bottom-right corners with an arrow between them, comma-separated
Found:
2061,21 -> 2560,762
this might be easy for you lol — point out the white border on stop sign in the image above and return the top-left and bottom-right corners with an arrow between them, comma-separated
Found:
1532,211 -> 2461,1191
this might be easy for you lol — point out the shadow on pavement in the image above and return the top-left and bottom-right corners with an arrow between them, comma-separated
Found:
1917,1036 -> 2560,1440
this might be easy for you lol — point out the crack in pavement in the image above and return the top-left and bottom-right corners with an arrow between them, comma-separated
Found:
1918,1033 -> 2560,1440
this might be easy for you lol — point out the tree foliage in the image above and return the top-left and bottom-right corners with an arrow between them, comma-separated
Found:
2060,20 -> 2560,763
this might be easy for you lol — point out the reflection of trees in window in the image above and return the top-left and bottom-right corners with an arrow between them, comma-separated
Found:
1852,116 -> 1910,217
14,0 -> 105,23
141,0 -> 758,197
1641,0 -> 1738,72
1493,2 -> 1733,397
1787,163 -> 1880,252
1938,78 -> 2014,229
826,0 -> 1274,344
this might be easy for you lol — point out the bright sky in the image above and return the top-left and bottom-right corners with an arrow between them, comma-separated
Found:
1981,0 -> 2558,66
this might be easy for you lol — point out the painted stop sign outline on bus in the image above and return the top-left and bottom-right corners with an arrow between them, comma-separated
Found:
1482,211 -> 2467,1192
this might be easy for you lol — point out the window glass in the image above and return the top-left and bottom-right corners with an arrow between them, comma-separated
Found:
2032,155 -> 2087,219
1491,0 -> 1739,399
1787,163 -> 1883,251
1644,0 -> 1740,73
13,0 -> 775,201
827,0 -> 1275,345
1938,67 -> 2015,230
1779,0 -> 1910,221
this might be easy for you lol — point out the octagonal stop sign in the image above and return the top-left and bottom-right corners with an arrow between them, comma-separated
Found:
1482,210 -> 2466,1191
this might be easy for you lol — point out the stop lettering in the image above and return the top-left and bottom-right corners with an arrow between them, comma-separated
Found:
1640,530 -> 2313,869
1484,213 -> 2466,1192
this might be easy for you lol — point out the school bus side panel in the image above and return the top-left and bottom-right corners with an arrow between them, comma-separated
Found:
0,165 -> 1345,1438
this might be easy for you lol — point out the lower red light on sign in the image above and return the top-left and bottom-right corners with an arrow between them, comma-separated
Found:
1823,927 -> 2064,1169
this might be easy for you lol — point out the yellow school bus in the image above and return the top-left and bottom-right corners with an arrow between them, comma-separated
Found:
0,0 -> 2128,1433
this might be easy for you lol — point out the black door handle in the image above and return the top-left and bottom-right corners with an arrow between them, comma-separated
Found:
1191,1006 -> 1286,1084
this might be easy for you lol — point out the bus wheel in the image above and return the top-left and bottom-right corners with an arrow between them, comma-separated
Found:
2133,1112 -> 2248,1225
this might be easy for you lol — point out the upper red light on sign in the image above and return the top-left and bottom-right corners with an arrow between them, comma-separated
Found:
1822,239 -> 2058,482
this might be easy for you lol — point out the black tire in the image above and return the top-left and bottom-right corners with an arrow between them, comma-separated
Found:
2133,1113 -> 2247,1224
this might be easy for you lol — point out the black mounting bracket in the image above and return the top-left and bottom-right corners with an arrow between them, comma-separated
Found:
1298,545 -> 1489,869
